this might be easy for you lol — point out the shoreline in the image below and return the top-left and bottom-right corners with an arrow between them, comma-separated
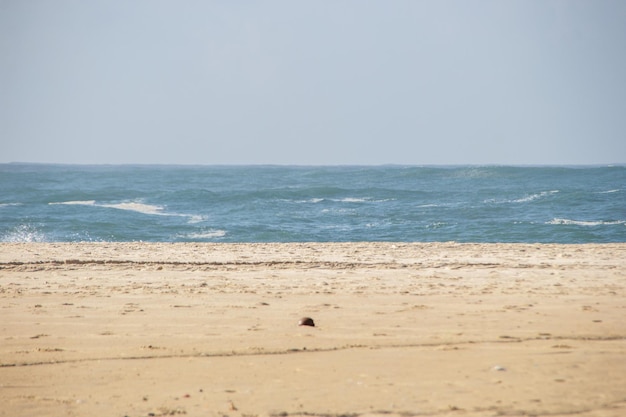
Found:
1,243 -> 625,416
2,240 -> 625,261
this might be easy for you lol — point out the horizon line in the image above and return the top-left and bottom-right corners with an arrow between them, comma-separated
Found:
1,161 -> 625,168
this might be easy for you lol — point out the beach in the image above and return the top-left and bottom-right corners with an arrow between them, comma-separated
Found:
1,242 -> 625,417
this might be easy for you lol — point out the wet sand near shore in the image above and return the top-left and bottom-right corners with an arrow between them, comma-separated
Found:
1,242 -> 625,417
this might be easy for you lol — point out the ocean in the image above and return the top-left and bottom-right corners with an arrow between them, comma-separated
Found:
1,164 -> 624,243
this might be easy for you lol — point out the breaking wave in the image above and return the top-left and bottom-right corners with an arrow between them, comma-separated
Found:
180,230 -> 227,239
547,218 -> 626,227
50,200 -> 204,224
1,224 -> 47,242
485,190 -> 559,204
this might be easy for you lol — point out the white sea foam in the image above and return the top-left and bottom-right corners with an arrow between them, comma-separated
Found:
598,189 -> 620,194
336,197 -> 393,203
50,200 -> 205,222
184,230 -> 226,239
50,200 -> 164,215
516,190 -> 559,203
0,202 -> 22,208
102,201 -> 206,223
547,218 -> 626,227
187,215 -> 207,224
1,224 -> 47,242
486,190 -> 559,204
100,202 -> 165,215
426,222 -> 448,229
338,197 -> 368,203
293,197 -> 391,204
291,198 -> 325,203
50,200 -> 97,206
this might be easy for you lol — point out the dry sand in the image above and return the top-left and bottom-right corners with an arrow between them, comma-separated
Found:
1,242 -> 625,417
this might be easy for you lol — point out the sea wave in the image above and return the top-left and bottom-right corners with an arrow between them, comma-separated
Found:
50,200 -> 204,223
1,224 -> 47,242
3,164 -> 624,243
547,218 -> 626,227
50,200 -> 97,206
187,215 -> 207,224
181,230 -> 227,239
512,190 -> 559,203
426,222 -> 449,229
101,202 -> 165,215
485,190 -> 559,204
50,200 -> 165,215
292,197 -> 392,204
338,197 -> 368,203
290,198 -> 325,204
336,197 -> 394,203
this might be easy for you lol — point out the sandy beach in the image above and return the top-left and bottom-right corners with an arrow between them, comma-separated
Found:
1,242 -> 625,417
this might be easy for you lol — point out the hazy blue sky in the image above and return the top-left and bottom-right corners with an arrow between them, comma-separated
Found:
2,0 -> 625,165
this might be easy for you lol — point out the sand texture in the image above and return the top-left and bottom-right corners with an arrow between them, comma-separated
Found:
1,242 -> 625,417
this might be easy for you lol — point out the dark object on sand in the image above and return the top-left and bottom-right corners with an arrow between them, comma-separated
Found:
299,317 -> 315,327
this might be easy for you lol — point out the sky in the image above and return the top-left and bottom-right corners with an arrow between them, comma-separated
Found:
1,0 -> 625,165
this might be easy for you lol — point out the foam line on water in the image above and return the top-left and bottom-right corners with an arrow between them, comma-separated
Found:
50,200 -> 205,223
547,218 -> 626,227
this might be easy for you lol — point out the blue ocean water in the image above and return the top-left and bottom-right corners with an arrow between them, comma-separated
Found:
1,164 -> 624,243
